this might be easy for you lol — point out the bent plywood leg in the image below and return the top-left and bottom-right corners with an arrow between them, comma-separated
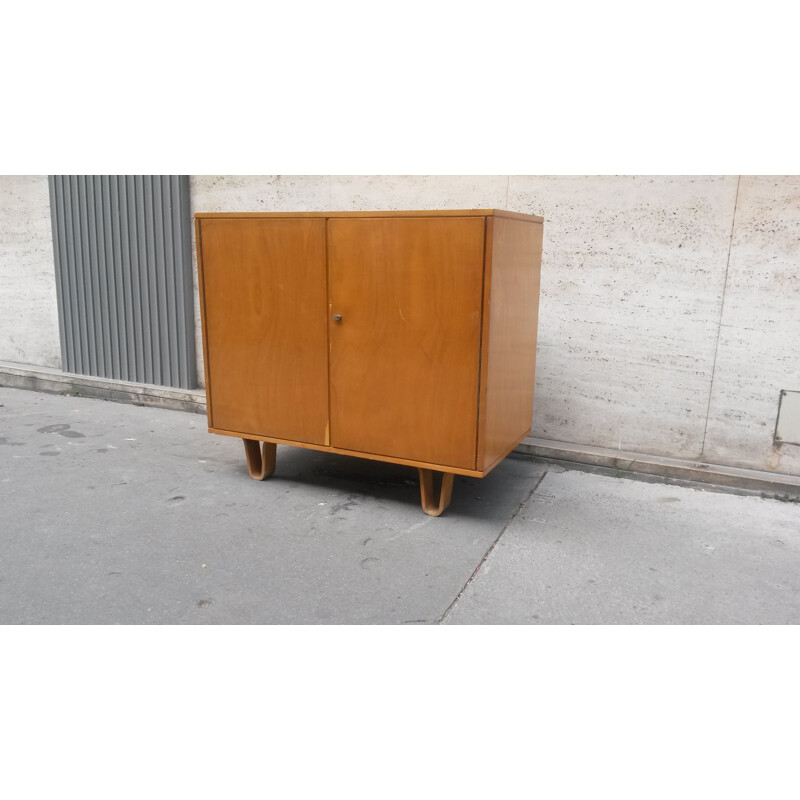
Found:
418,469 -> 455,517
243,439 -> 276,480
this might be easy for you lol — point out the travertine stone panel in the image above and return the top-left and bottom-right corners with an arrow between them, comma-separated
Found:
330,175 -> 508,210
702,176 -> 800,473
0,176 -> 60,368
509,175 -> 739,458
190,175 -> 332,213
189,176 -> 332,386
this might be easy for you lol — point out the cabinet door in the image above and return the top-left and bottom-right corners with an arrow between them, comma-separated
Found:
328,217 -> 485,469
198,218 -> 329,445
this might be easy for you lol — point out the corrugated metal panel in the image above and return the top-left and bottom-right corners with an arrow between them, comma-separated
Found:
48,175 -> 197,389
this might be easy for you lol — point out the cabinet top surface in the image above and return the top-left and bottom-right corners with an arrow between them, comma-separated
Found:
195,209 -> 543,223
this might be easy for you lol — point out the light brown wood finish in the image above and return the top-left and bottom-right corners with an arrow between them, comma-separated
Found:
207,425 -> 488,477
327,217 -> 485,470
195,209 -> 544,515
243,439 -> 276,479
418,469 -> 455,516
479,217 -> 543,471
198,218 -> 329,444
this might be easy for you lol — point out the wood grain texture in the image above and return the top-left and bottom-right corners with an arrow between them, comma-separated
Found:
475,215 -> 494,471
418,469 -> 455,516
480,217 -> 543,471
198,218 -> 329,444
327,217 -> 485,469
243,438 -> 276,479
207,425 -> 487,477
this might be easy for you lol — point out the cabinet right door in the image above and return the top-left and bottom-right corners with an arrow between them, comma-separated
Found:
327,216 -> 485,470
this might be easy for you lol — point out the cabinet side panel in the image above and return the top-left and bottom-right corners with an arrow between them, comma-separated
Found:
199,218 -> 329,445
481,218 -> 543,470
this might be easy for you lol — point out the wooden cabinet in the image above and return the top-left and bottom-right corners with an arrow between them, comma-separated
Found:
195,209 -> 543,515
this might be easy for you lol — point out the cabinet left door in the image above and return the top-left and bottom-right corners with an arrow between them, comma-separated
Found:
197,218 -> 329,445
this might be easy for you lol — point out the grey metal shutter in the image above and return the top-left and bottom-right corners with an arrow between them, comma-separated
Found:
48,175 -> 197,389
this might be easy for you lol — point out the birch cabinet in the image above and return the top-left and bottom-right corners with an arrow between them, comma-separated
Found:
195,209 -> 543,515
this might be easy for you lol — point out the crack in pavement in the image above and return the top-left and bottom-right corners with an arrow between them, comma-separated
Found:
437,470 -> 548,624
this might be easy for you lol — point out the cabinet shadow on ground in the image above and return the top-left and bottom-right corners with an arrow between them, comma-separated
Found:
238,444 -> 543,522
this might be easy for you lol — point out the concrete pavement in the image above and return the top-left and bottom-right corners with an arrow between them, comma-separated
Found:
1,386 -> 798,624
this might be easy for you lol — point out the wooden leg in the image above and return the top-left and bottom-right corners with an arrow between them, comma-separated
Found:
243,439 -> 276,480
418,469 -> 455,516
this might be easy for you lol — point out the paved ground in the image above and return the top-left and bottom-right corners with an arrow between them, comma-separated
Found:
1,386 -> 798,624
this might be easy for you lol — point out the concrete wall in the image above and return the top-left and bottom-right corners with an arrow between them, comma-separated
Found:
0,175 -> 61,368
510,176 -> 740,460
702,177 -> 800,473
3,175 -> 798,476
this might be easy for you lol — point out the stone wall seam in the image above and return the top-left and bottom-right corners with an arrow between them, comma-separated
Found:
700,175 -> 741,462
